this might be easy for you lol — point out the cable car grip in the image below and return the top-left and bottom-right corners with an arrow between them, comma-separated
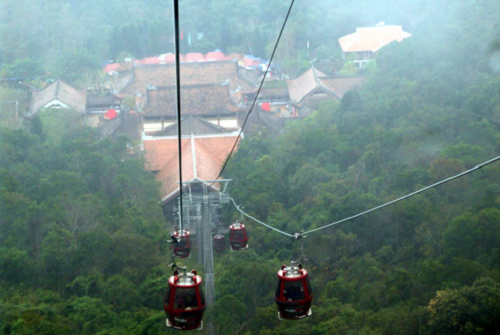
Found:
293,230 -> 307,240
167,233 -> 181,244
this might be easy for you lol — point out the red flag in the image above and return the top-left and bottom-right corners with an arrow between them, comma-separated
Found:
261,102 -> 270,112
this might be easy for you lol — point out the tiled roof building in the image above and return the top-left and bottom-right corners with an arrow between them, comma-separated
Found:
339,25 -> 411,54
29,80 -> 87,116
185,53 -> 205,62
142,83 -> 239,117
319,77 -> 366,97
339,24 -> 411,68
287,67 -> 366,107
152,115 -> 230,137
141,82 -> 241,134
142,132 -> 239,203
125,61 -> 250,96
287,68 -> 336,105
112,59 -> 257,136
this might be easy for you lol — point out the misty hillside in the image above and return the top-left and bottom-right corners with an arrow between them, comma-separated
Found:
1,0 -> 500,334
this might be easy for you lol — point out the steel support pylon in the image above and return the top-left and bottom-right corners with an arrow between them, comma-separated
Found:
203,183 -> 215,335
203,183 -> 215,306
175,179 -> 231,335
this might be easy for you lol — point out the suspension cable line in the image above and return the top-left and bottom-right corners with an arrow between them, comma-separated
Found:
232,155 -> 500,238
231,198 -> 294,238
173,0 -> 184,230
208,0 -> 296,188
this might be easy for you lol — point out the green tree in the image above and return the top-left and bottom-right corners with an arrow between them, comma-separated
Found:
427,278 -> 500,334
0,57 -> 45,79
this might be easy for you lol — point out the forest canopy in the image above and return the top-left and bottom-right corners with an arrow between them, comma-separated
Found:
1,0 -> 500,334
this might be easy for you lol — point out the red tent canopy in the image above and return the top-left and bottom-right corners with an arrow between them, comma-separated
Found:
104,109 -> 117,120
185,53 -> 205,62
261,102 -> 271,112
205,51 -> 226,61
134,57 -> 161,65
159,53 -> 185,63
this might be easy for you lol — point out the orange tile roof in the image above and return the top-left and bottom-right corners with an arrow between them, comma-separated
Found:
196,136 -> 238,167
155,139 -> 196,201
143,134 -> 240,202
339,25 -> 411,53
143,137 -> 184,171
105,63 -> 120,73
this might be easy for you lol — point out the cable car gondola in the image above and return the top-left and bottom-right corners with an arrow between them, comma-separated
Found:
275,262 -> 313,320
213,234 -> 226,252
164,268 -> 206,330
172,229 -> 191,258
229,221 -> 248,250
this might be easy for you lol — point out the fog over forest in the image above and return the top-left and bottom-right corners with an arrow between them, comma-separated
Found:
1,0 -> 500,334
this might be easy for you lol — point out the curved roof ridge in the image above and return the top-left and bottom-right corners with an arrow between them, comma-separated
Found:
312,65 -> 319,86
55,80 -> 61,98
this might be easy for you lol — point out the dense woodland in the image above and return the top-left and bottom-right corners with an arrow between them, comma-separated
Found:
2,0 -> 500,334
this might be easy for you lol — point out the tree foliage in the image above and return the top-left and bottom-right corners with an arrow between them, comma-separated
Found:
2,0 -> 500,334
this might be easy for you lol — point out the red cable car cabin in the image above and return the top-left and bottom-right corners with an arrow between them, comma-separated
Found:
164,269 -> 206,330
275,263 -> 313,320
173,229 -> 191,258
213,234 -> 226,252
229,222 -> 248,250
